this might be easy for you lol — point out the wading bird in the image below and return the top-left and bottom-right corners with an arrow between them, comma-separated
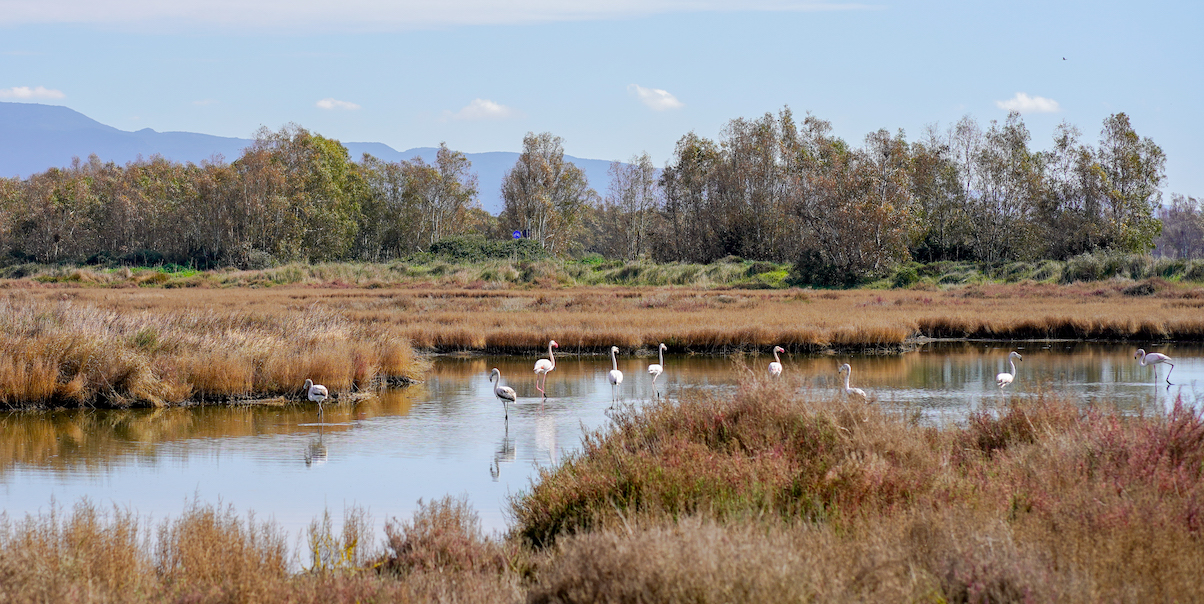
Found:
648,343 -> 667,397
490,368 -> 517,419
608,346 -> 624,404
838,363 -> 867,401
534,340 -> 558,396
303,379 -> 329,415
1134,349 -> 1175,384
769,346 -> 785,377
996,351 -> 1022,388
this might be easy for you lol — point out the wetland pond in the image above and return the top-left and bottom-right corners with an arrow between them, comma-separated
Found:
2,341 -> 1201,537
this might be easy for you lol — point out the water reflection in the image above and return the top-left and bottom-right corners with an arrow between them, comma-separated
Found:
1,342 -> 1200,534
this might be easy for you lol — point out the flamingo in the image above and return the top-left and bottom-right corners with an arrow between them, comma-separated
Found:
1134,349 -> 1175,384
768,346 -> 784,377
838,363 -> 867,400
490,368 -> 517,419
303,378 -> 329,416
608,346 -> 624,404
648,343 -> 667,397
996,351 -> 1022,388
534,340 -> 558,396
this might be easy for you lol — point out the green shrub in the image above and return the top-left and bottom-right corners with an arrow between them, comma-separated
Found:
427,236 -> 547,263
892,264 -> 921,288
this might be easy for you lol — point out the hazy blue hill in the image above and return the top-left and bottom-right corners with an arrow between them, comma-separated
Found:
1,102 -> 250,174
1,102 -> 618,215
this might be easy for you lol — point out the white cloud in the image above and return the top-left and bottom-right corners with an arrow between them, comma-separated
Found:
628,84 -> 684,111
449,99 -> 518,121
0,1 -> 874,31
995,92 -> 1060,114
0,85 -> 65,99
316,98 -> 361,110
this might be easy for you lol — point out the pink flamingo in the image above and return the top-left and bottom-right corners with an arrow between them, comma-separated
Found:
648,343 -> 667,397
490,368 -> 517,419
534,340 -> 558,396
768,346 -> 784,377
1134,349 -> 1175,384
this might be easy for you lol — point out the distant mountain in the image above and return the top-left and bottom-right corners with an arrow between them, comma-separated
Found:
0,102 -> 617,214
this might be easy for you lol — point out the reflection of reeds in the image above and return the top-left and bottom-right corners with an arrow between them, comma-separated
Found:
0,295 -> 425,409
0,388 -> 422,472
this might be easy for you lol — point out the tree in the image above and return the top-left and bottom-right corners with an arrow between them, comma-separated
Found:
500,132 -> 596,255
967,112 -> 1043,262
1154,194 -> 1204,259
1095,112 -> 1164,252
599,153 -> 661,260
655,132 -> 721,263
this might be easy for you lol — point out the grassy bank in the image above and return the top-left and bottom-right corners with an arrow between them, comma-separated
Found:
8,250 -> 1204,290
3,380 -> 1202,602
0,294 -> 424,409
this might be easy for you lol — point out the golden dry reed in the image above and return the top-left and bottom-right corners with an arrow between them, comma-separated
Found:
26,281 -> 1201,353
0,291 -> 424,409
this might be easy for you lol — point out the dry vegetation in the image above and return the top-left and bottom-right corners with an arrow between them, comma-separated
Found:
2,276 -> 1200,407
3,378 -> 1202,602
0,288 -> 424,409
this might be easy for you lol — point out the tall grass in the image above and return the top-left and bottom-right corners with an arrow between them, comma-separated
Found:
512,378 -> 1204,601
0,294 -> 425,409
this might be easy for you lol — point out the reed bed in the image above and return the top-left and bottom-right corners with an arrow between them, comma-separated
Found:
19,282 -> 1202,356
3,380 -> 1202,602
0,292 -> 424,409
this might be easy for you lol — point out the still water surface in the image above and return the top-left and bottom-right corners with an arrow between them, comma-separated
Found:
2,342 -> 1200,535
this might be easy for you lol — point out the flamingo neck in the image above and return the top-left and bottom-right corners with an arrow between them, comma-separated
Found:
774,349 -> 781,363
659,347 -> 665,366
611,349 -> 618,370
548,343 -> 556,368
844,370 -> 852,391
1009,358 -> 1017,375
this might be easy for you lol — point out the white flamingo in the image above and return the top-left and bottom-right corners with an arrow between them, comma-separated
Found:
608,346 -> 624,404
648,343 -> 667,397
838,363 -> 867,400
768,346 -> 784,377
1134,349 -> 1175,384
303,378 -> 329,415
534,340 -> 558,396
490,368 -> 517,419
996,351 -> 1022,388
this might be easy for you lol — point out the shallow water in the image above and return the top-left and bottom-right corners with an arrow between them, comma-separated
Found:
1,342 -> 1200,536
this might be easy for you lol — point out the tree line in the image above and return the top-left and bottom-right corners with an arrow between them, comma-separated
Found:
1,110 -> 1199,282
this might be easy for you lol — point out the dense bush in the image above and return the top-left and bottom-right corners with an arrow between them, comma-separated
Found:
426,236 -> 548,263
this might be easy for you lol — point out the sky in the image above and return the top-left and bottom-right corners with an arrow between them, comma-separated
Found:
1,0 -> 1202,196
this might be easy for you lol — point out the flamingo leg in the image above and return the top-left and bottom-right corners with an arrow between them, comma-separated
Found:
1166,362 -> 1175,384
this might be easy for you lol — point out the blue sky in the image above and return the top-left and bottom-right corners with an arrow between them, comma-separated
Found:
2,0 -> 1201,196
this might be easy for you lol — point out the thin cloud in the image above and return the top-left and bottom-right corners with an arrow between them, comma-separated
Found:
628,84 -> 684,111
0,85 -> 65,99
0,1 -> 875,31
449,99 -> 518,121
316,98 -> 361,110
192,99 -> 219,106
995,92 -> 1060,113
